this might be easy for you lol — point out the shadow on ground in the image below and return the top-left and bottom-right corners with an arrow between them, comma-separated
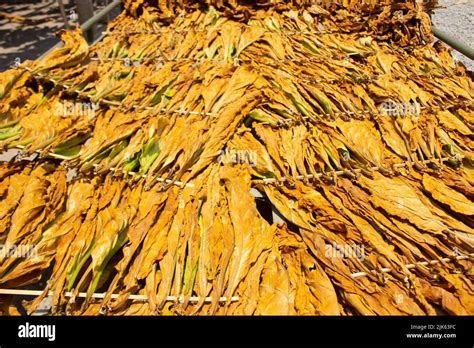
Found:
0,0 -> 120,71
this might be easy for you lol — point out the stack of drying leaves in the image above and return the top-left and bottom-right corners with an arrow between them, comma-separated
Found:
0,0 -> 472,315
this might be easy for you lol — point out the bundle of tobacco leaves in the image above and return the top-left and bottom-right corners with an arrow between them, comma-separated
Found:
0,0 -> 472,315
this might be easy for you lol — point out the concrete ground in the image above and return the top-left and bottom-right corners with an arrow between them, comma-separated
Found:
0,0 -> 73,71
432,0 -> 474,70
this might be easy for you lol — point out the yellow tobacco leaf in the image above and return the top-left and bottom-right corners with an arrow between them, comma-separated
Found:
422,174 -> 474,216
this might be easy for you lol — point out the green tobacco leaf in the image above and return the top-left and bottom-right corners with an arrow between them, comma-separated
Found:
138,137 -> 160,176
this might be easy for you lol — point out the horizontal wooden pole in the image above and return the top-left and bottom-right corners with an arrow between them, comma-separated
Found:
0,289 -> 239,303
